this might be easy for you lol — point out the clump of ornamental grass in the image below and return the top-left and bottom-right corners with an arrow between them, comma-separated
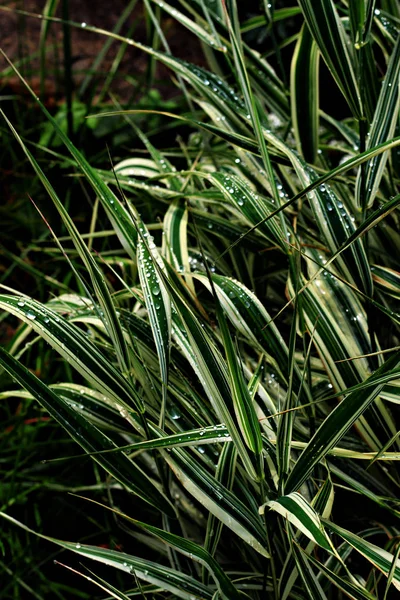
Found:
1,1 -> 400,599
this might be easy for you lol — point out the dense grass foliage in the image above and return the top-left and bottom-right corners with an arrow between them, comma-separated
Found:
1,1 -> 400,598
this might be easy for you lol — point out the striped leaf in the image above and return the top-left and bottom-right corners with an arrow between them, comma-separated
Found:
215,289 -> 263,457
1,110 -> 132,377
297,0 -> 362,118
150,0 -> 226,52
0,295 -> 144,417
162,198 -> 193,291
160,438 -> 270,558
0,512 -> 210,600
166,285 -> 260,480
290,536 -> 328,599
355,35 -> 400,209
137,219 -> 171,427
307,551 -> 377,600
325,520 -> 400,591
79,497 -> 243,600
0,347 -> 174,516
260,492 -> 333,552
372,264 -> 400,299
291,23 -> 320,163
285,350 -> 400,493
207,171 -> 286,249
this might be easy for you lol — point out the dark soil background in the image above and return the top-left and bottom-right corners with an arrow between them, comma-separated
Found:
0,0 -> 204,103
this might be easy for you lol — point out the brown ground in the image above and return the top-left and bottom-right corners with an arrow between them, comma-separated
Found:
0,0 -> 203,103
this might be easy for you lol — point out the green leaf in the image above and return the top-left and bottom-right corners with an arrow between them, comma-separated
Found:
206,171 -> 286,249
0,294 -> 144,417
215,286 -> 263,457
137,219 -> 171,428
160,439 -> 270,558
0,512 -> 209,600
163,198 -> 193,292
325,520 -> 400,592
285,350 -> 400,493
150,0 -> 226,52
297,0 -> 362,118
290,536 -> 328,600
355,35 -> 400,209
0,109 -> 133,377
0,347 -> 175,516
291,23 -> 320,163
260,492 -> 333,552
166,281 -> 260,480
77,496 -> 243,600
307,551 -> 377,600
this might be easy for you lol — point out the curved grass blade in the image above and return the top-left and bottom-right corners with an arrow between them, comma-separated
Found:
216,296 -> 263,458
75,496 -> 243,600
297,0 -> 362,118
0,108 -> 132,378
383,542 -> 400,600
0,347 -> 175,516
290,23 -> 319,163
372,264 -> 400,299
324,520 -> 400,591
0,294 -> 144,417
222,0 -> 284,217
260,492 -> 333,553
129,122 -> 182,192
193,273 -> 292,384
217,135 -> 400,257
159,439 -> 270,558
170,0 -> 289,118
203,443 -> 237,581
137,219 -> 171,428
167,288 -> 259,480
150,0 -> 226,52
355,35 -> 400,210
0,513 -> 210,600
285,349 -> 400,493
206,171 -> 286,249
306,552 -> 377,600
163,198 -> 193,291
279,476 -> 335,600
290,250 -> 398,450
